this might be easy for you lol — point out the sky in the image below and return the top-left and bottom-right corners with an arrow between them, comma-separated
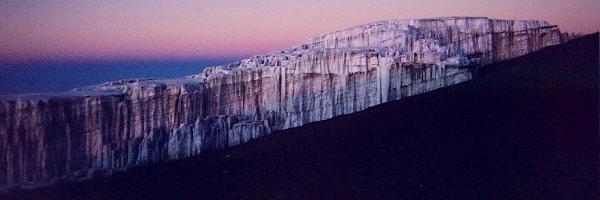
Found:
1,0 -> 598,62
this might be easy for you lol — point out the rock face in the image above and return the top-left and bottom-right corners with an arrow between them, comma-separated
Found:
0,17 -> 563,190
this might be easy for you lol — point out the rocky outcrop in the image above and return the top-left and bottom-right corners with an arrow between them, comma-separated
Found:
0,17 -> 563,190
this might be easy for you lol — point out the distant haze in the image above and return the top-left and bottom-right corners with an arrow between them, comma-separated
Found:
1,0 -> 598,62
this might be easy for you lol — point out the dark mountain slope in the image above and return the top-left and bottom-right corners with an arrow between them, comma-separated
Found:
3,33 -> 598,200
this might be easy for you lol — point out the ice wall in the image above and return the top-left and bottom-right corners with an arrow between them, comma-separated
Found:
0,17 -> 562,190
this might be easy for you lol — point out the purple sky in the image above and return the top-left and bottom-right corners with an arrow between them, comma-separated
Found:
1,0 -> 598,61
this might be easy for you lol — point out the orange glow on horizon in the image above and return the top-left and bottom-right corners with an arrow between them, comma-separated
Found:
1,0 -> 598,62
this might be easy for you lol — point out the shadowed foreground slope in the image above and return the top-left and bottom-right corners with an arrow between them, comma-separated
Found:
3,33 -> 598,199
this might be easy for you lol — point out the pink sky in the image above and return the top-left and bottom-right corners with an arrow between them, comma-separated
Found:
1,0 -> 598,61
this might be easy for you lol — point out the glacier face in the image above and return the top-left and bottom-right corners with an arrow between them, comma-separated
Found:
0,17 -> 563,190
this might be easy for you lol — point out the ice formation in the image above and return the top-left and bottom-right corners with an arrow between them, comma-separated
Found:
0,17 -> 564,190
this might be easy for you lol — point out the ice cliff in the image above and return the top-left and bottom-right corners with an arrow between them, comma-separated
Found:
0,17 -> 563,190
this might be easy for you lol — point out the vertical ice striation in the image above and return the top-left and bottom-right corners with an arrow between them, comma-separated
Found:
0,17 -> 563,190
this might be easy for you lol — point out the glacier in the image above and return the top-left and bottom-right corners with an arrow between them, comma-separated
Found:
0,17 -> 565,190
